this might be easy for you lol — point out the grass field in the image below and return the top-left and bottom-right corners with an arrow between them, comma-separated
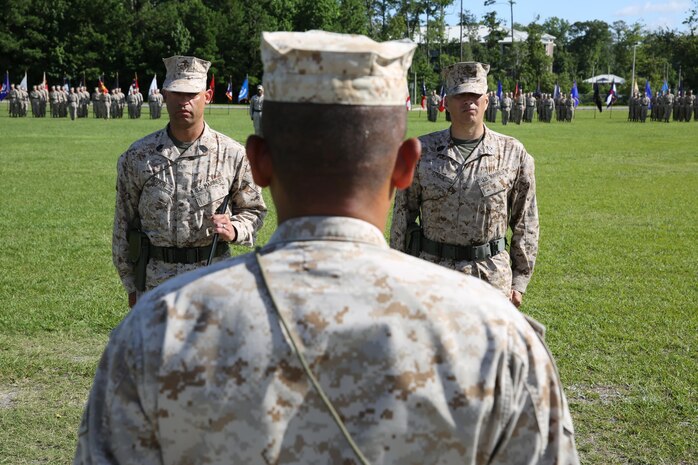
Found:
0,102 -> 696,464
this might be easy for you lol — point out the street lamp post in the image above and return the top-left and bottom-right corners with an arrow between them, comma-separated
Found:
460,0 -> 463,61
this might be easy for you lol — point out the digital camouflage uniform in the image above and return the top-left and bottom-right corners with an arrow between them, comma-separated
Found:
390,125 -> 539,295
77,216 -> 577,465
112,123 -> 267,293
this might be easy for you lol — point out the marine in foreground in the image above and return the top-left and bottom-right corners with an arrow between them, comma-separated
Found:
75,31 -> 578,465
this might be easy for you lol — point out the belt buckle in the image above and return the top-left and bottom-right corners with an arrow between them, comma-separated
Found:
472,243 -> 491,261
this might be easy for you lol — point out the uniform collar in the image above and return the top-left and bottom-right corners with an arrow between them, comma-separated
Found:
268,216 -> 388,248
155,123 -> 216,161
440,124 -> 496,162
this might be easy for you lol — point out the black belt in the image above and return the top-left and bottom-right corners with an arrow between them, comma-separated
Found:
150,242 -> 229,264
252,109 -> 262,112
421,236 -> 505,261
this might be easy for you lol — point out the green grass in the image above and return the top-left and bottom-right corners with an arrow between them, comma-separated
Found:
0,102 -> 696,464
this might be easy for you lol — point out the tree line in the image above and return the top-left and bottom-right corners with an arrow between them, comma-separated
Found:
1,0 -> 696,103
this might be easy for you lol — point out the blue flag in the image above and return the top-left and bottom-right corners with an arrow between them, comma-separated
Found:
0,71 -> 9,101
645,80 -> 652,108
496,80 -> 502,100
238,77 -> 249,102
661,80 -> 669,94
571,80 -> 579,107
553,83 -> 560,100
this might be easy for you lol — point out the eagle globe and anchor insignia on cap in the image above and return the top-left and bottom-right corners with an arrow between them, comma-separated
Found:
443,62 -> 490,96
162,56 -> 211,93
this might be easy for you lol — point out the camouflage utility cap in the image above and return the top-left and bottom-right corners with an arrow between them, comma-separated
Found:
444,62 -> 489,96
162,56 -> 211,93
260,30 -> 416,106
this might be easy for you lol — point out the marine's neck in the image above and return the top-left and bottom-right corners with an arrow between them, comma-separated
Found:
168,121 -> 205,143
450,122 -> 484,141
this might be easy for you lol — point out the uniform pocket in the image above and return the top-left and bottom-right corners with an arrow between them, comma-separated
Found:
421,157 -> 459,200
477,170 -> 508,197
192,177 -> 228,208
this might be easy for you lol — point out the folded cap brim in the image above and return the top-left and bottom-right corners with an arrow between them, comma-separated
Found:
162,78 -> 207,93
448,81 -> 488,96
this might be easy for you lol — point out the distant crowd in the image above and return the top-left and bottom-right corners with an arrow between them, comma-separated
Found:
422,88 -> 698,124
633,90 -> 697,123
5,83 -> 164,120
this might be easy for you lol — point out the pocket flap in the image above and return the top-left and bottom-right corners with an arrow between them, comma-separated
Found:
193,178 -> 228,208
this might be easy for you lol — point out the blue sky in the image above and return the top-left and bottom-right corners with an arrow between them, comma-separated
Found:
445,0 -> 693,31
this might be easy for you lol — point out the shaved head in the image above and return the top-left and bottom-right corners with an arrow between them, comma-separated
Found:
262,102 -> 407,201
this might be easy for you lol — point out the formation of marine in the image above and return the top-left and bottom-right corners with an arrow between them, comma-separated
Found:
5,82 -> 158,119
643,89 -> 696,123
482,91 -> 578,124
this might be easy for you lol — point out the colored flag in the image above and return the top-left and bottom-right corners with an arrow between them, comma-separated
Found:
42,72 -> 47,91
593,82 -> 603,112
19,72 -> 27,91
238,76 -> 249,102
661,80 -> 669,94
420,82 -> 427,109
148,74 -> 157,95
632,80 -> 639,95
496,80 -> 502,100
99,75 -> 109,94
438,85 -> 446,112
131,73 -> 139,93
225,80 -> 233,101
0,71 -> 9,101
514,82 -> 520,98
63,76 -> 70,93
645,80 -> 652,108
571,80 -> 579,107
553,83 -> 560,100
406,91 -> 411,111
209,74 -> 215,99
605,81 -> 617,108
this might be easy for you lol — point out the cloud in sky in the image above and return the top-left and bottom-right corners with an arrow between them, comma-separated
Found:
615,0 -> 691,17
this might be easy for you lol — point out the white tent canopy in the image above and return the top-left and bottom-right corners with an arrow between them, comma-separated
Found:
583,74 -> 626,84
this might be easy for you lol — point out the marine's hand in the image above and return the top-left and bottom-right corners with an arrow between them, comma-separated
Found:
510,290 -> 523,308
128,291 -> 138,308
212,213 -> 237,242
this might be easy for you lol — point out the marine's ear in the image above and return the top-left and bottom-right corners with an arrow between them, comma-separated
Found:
391,137 -> 421,190
245,135 -> 272,188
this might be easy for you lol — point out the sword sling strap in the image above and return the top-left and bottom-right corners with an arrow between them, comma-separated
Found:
254,248 -> 371,465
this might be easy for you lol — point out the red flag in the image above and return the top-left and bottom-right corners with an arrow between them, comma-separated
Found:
131,72 -> 139,93
209,75 -> 215,93
420,82 -> 427,109
405,93 -> 411,111
225,80 -> 233,101
99,76 -> 108,94
438,85 -> 446,112
514,82 -> 520,99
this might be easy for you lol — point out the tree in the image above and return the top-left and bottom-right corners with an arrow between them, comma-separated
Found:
568,20 -> 613,79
